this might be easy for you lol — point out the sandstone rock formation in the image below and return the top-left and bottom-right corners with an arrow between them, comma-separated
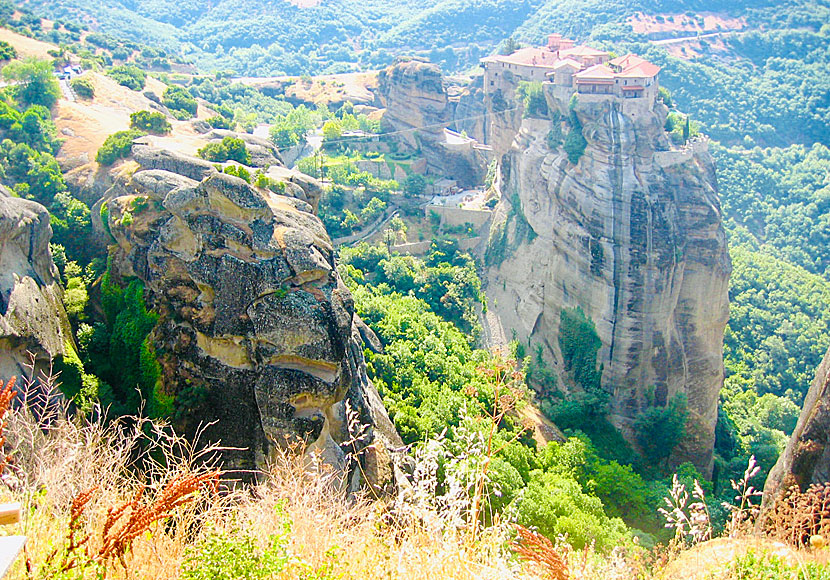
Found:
0,188 -> 74,382
762,345 -> 830,512
104,147 -> 402,487
485,95 -> 731,474
377,58 -> 488,187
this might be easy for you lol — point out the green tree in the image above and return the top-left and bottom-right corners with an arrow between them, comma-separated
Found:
130,110 -> 171,134
107,65 -> 146,91
3,58 -> 61,109
162,86 -> 198,119
403,173 -> 427,197
96,129 -> 145,166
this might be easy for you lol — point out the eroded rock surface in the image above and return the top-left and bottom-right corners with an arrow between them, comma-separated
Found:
105,155 -> 401,487
762,346 -> 830,512
485,95 -> 731,474
0,188 -> 73,381
377,58 -> 488,187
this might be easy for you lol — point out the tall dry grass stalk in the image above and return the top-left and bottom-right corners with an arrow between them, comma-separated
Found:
0,364 -> 533,580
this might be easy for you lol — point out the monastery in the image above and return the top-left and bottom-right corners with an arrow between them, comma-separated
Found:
481,34 -> 661,103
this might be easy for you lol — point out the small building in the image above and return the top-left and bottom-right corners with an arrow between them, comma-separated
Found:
574,64 -> 616,95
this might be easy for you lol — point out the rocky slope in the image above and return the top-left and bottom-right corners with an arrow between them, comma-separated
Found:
103,146 -> 402,488
762,345 -> 830,511
485,94 -> 731,473
0,188 -> 74,382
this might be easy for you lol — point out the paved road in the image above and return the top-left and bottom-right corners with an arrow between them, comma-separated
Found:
650,30 -> 743,45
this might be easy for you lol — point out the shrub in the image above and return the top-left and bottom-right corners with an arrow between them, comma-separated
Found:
0,40 -> 17,61
634,394 -> 688,467
96,129 -> 145,166
517,81 -> 548,119
70,76 -> 95,99
130,110 -> 171,134
162,85 -> 198,118
107,65 -> 146,91
205,115 -> 232,129
198,136 -> 250,164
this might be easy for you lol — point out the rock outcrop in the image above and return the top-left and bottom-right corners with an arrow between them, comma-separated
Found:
485,94 -> 731,474
0,188 -> 74,381
762,345 -> 830,512
104,148 -> 402,487
377,58 -> 488,187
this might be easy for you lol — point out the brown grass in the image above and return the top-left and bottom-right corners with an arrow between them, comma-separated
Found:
764,482 -> 830,548
512,524 -> 569,580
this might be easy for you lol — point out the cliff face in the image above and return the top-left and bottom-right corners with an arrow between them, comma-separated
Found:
762,346 -> 830,511
485,95 -> 731,473
377,59 -> 487,187
0,188 -> 73,381
104,147 -> 401,488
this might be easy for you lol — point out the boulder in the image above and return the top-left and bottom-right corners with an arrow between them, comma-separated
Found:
0,188 -> 74,382
104,150 -> 402,488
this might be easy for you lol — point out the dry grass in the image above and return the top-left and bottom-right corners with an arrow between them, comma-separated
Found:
0,370 -> 532,580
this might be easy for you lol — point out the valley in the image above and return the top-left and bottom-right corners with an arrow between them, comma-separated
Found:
0,0 -> 827,578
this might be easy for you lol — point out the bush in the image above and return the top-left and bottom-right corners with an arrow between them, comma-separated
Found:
130,110 -> 171,134
205,115 -> 232,130
634,394 -> 688,467
0,40 -> 17,61
197,136 -> 250,164
96,129 -> 145,166
70,76 -> 95,99
162,85 -> 198,118
107,65 -> 146,91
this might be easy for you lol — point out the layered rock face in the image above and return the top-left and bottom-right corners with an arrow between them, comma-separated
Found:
377,59 -> 487,187
0,189 -> 73,382
485,96 -> 731,473
762,346 -> 830,511
105,147 -> 401,486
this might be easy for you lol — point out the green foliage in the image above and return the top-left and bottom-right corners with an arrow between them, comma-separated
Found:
130,110 -> 171,134
403,173 -> 426,197
205,115 -> 233,130
84,270 -> 161,417
725,245 -> 830,398
2,58 -> 61,109
563,112 -> 587,165
517,470 -> 630,551
181,516 -> 290,580
516,81 -> 548,119
0,140 -> 67,205
198,136 -> 251,164
558,307 -> 602,392
223,164 -> 251,182
162,85 -> 198,118
107,65 -> 146,91
70,75 -> 95,99
715,549 -> 830,580
634,394 -> 688,467
269,105 -> 317,149
0,40 -> 16,61
96,129 -> 145,166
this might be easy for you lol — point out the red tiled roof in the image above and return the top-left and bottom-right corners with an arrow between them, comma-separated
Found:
616,61 -> 661,78
609,53 -> 647,69
553,58 -> 582,70
574,63 -> 615,80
